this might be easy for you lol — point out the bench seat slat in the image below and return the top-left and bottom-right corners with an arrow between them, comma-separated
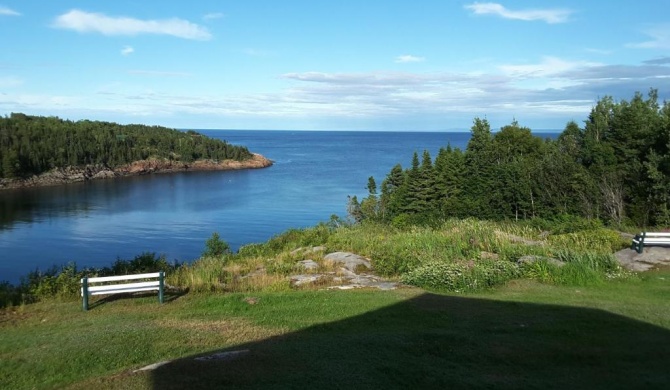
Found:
90,286 -> 160,296
87,281 -> 159,293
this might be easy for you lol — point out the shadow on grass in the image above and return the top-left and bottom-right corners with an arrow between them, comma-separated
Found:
150,293 -> 670,389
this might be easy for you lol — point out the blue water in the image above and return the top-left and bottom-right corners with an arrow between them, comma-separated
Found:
0,130 -> 555,283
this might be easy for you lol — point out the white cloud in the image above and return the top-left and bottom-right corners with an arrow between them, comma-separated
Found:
627,24 -> 670,49
121,46 -> 134,56
465,2 -> 572,24
127,70 -> 192,77
499,57 -> 600,78
395,55 -> 425,63
203,12 -> 224,20
52,9 -> 211,40
0,6 -> 20,16
3,57 -> 668,130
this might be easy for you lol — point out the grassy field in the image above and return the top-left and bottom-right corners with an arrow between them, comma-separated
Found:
2,268 -> 670,389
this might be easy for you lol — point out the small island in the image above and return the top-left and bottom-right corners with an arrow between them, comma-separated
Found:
0,113 -> 272,190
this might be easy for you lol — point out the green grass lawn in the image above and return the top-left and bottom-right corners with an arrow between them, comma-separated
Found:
2,270 -> 670,390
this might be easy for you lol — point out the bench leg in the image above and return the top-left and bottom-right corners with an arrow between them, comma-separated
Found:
82,278 -> 89,311
159,271 -> 165,304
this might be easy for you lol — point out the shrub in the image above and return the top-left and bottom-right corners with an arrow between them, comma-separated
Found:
520,251 -> 621,286
548,229 -> 627,253
202,232 -> 231,258
401,260 -> 521,292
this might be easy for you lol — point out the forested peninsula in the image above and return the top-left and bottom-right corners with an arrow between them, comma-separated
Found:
0,113 -> 272,189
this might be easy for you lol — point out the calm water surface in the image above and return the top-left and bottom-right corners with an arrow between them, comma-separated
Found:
1,131 -> 479,282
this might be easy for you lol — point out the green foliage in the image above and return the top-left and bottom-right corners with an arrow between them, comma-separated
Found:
350,89 -> 670,226
0,253 -> 178,307
401,260 -> 521,292
521,251 -> 621,286
18,263 -> 88,303
202,232 -> 231,258
524,215 -> 603,234
547,229 -> 628,253
104,252 -> 177,275
0,113 -> 253,179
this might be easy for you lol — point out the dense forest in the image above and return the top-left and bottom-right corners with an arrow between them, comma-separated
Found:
350,89 -> 670,227
0,113 -> 253,179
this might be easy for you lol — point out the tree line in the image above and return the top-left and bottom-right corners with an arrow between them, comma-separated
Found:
0,113 -> 253,179
350,89 -> 670,227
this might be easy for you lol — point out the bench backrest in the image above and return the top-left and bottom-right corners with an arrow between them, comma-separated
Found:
631,232 -> 670,253
637,232 -> 670,237
81,271 -> 164,311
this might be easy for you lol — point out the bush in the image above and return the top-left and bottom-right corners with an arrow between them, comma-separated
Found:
0,281 -> 23,308
202,232 -> 231,258
401,260 -> 521,292
521,251 -> 621,286
548,229 -> 627,253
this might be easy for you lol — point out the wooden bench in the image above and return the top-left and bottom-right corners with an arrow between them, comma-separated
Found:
631,232 -> 670,254
80,271 -> 165,311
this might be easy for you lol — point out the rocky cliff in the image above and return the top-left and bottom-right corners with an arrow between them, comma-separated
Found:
0,153 -> 273,190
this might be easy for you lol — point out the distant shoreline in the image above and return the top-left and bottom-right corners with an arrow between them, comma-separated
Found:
0,153 -> 273,191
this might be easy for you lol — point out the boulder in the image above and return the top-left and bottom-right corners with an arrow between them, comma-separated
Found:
615,247 -> 670,272
517,255 -> 565,267
290,274 -> 323,286
323,252 -> 372,273
296,259 -> 319,270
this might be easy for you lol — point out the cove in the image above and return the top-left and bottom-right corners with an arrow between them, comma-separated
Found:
1,130 -> 481,283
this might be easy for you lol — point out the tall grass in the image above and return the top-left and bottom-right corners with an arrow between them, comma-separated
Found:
1,219 -> 636,307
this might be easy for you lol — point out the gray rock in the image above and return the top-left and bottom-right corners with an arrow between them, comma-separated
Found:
615,247 -> 670,272
517,255 -> 565,267
194,349 -> 250,362
240,267 -> 266,279
290,274 -> 322,286
323,252 -> 372,273
296,259 -> 319,270
337,267 -> 358,277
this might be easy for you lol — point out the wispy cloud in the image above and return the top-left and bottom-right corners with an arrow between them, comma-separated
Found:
121,46 -> 134,56
644,57 -> 670,65
203,12 -> 224,21
52,9 -> 212,40
127,70 -> 192,77
498,57 -> 600,78
395,55 -> 425,63
627,24 -> 670,49
0,6 -> 20,16
465,2 -> 572,24
3,58 -> 668,130
277,57 -> 669,122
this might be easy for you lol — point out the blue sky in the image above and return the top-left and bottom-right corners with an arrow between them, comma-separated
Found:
1,1 -> 669,131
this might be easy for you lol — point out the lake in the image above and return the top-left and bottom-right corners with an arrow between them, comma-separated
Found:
0,130 -> 556,283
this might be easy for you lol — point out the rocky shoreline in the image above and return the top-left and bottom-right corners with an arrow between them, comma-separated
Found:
0,153 -> 273,190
